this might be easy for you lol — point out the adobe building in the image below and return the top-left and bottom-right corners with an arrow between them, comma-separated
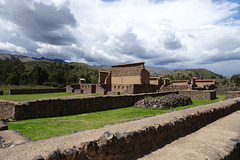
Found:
66,62 -> 162,95
66,61 -> 216,95
98,62 -> 161,94
160,77 -> 217,91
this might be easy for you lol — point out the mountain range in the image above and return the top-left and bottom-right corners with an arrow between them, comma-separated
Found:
0,53 -> 225,80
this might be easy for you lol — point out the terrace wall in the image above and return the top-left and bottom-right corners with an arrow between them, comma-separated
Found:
226,91 -> 240,100
40,98 -> 240,160
1,91 -> 177,120
0,100 -> 15,119
179,90 -> 216,100
9,88 -> 66,95
160,85 -> 189,91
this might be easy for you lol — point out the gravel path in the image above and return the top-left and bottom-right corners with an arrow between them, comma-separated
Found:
0,98 -> 239,160
138,110 -> 240,160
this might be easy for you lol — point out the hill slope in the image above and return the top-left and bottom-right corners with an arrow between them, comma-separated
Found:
0,53 -> 224,84
164,68 -> 224,80
0,53 -> 36,62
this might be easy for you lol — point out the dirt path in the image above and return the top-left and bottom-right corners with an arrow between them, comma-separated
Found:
0,98 -> 239,160
138,110 -> 240,160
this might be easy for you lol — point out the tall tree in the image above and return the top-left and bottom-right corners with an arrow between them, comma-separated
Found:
231,74 -> 240,86
30,65 -> 49,85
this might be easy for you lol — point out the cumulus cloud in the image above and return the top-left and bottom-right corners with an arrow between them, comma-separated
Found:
0,0 -> 76,45
0,0 -> 240,75
0,42 -> 27,53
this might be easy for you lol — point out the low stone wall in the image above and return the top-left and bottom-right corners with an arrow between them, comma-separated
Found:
0,100 -> 15,119
179,90 -> 216,100
0,91 -> 3,95
36,98 -> 240,160
9,88 -> 66,95
215,85 -> 240,95
226,91 -> 240,100
160,85 -> 189,91
1,91 -> 177,120
224,143 -> 240,160
66,85 -> 80,93
80,84 -> 96,94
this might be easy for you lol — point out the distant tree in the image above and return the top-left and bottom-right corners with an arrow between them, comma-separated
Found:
231,74 -> 240,86
67,75 -> 78,84
6,72 -> 20,85
220,79 -> 228,86
31,65 -> 49,85
49,69 -> 65,84
0,56 -> 25,84
19,73 -> 29,85
210,75 -> 216,79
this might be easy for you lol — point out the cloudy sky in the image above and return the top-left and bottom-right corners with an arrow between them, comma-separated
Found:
0,0 -> 240,76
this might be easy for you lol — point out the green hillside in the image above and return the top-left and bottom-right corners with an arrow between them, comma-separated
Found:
164,68 -> 224,80
0,53 -> 224,86
146,67 -> 172,77
0,53 -> 98,86
0,53 -> 36,62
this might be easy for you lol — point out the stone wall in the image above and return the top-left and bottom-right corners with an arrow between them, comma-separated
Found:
224,142 -> 240,160
216,86 -> 240,95
66,85 -> 80,93
98,71 -> 109,84
160,85 -> 189,91
0,100 -> 15,119
140,69 -> 150,85
226,91 -> 240,100
9,88 -> 66,95
37,98 -> 240,160
0,91 -> 3,95
1,91 -> 176,120
80,84 -> 96,94
179,90 -> 216,100
111,62 -> 144,77
96,84 -> 108,95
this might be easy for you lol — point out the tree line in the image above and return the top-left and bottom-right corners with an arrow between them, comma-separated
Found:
0,56 -> 98,87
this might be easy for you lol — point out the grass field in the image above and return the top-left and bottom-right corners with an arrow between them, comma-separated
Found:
0,89 -> 105,101
0,85 -> 57,95
0,92 -> 86,101
7,95 -> 225,140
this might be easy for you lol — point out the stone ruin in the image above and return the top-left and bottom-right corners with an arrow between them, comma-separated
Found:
160,77 -> 217,91
67,62 -> 163,95
66,62 -> 217,95
134,94 -> 193,109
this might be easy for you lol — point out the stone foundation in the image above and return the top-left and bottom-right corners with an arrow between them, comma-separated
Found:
179,90 -> 216,100
0,91 -> 177,120
226,91 -> 240,100
36,98 -> 240,160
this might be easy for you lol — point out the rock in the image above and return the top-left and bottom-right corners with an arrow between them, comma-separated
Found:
83,141 -> 99,157
0,130 -> 30,148
33,155 -> 44,160
71,130 -> 77,134
46,149 -> 62,160
134,94 -> 192,109
0,120 -> 8,131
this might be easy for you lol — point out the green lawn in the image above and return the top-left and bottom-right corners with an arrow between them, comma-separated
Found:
0,92 -> 85,101
7,95 -> 225,140
0,90 -> 105,101
0,85 -> 57,95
